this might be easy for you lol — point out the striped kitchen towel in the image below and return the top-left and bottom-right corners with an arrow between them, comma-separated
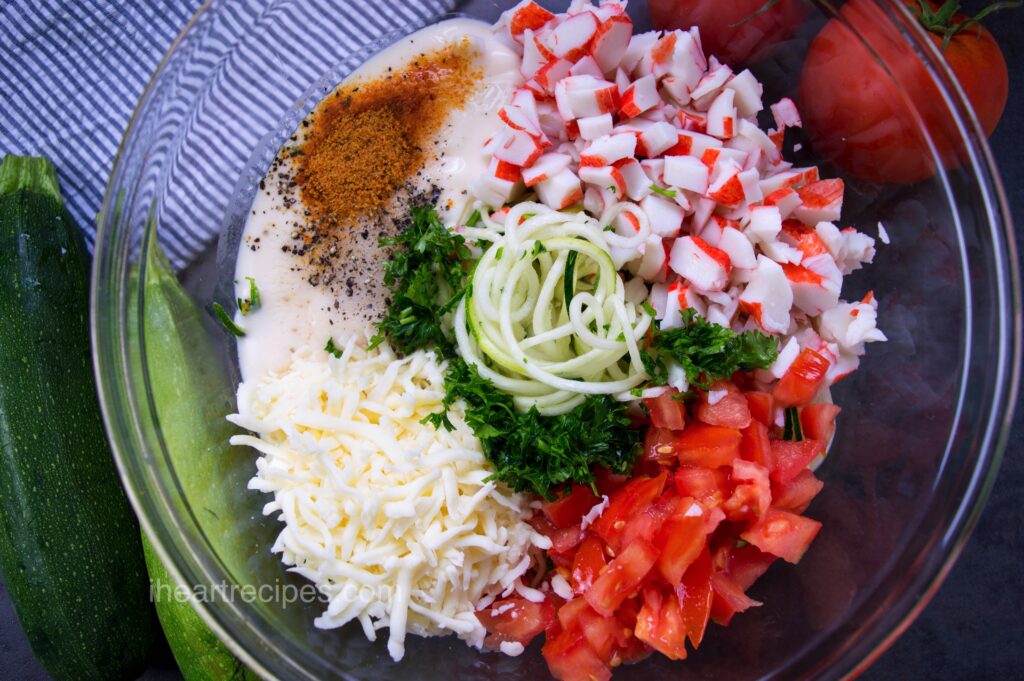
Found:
0,0 -> 458,268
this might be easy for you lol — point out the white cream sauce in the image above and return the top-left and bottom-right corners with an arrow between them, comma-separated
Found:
234,19 -> 521,382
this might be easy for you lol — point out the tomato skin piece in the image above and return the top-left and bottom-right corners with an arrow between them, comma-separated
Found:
709,571 -> 762,626
544,485 -> 601,530
673,423 -> 743,468
677,546 -> 713,648
648,0 -> 809,67
770,439 -> 825,483
572,534 -> 608,596
635,586 -> 688,661
673,466 -> 729,508
477,596 -> 555,649
773,348 -> 830,408
739,420 -> 774,469
591,473 -> 667,550
585,539 -> 660,617
542,624 -> 612,681
644,389 -> 689,430
721,543 -> 778,591
772,469 -> 825,514
741,508 -> 822,564
696,388 -> 752,430
744,390 -> 775,427
800,402 -> 841,443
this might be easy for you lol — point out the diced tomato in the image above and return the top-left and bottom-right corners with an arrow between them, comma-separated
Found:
673,423 -> 742,468
571,534 -> 608,595
614,597 -> 653,664
738,420 -> 773,468
556,598 -> 623,663
643,427 -> 676,462
542,624 -> 612,681
771,468 -> 825,514
635,586 -> 688,660
800,402 -> 841,442
773,348 -> 831,408
696,386 -> 752,430
591,473 -> 667,550
644,389 -> 689,430
654,498 -> 707,585
723,459 -> 772,521
741,508 -> 822,564
709,571 -> 762,626
744,390 -> 775,427
676,547 -> 713,647
586,539 -> 660,616
673,466 -> 729,508
552,524 -> 584,555
477,596 -> 555,648
620,494 -> 676,549
723,543 -> 778,590
770,439 -> 825,483
544,484 -> 601,529
593,465 -> 628,496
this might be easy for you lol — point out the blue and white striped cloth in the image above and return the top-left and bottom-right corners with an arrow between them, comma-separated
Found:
1,1 -> 203,254
0,0 -> 456,267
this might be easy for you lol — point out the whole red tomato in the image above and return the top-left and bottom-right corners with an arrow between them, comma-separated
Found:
798,0 -> 1009,185
648,0 -> 810,67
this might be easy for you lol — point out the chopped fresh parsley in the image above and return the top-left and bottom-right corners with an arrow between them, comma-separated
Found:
237,276 -> 261,315
643,308 -> 778,390
783,406 -> 804,441
424,359 -> 641,499
370,205 -> 471,356
649,184 -> 677,199
213,302 -> 245,337
325,337 -> 343,358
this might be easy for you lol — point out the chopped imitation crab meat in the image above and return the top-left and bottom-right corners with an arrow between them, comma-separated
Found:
471,5 -> 886,675
475,0 -> 882,400
739,256 -> 793,334
670,236 -> 732,293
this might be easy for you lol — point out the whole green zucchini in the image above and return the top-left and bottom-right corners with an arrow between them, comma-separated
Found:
138,222 -> 260,681
0,155 -> 158,680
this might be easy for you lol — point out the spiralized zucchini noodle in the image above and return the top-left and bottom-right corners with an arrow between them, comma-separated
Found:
455,201 -> 655,416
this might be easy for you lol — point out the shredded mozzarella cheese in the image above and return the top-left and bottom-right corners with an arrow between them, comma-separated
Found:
229,338 -> 549,661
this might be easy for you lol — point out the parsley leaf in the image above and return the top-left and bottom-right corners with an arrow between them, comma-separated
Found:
325,337 -> 343,358
643,308 -> 778,390
213,302 -> 245,337
370,205 -> 471,356
425,359 -> 641,499
237,276 -> 261,315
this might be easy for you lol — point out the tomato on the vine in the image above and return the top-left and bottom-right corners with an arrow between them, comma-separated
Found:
648,0 -> 809,67
799,0 -> 1012,184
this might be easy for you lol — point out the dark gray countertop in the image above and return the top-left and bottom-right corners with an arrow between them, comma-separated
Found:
1,3 -> 1021,680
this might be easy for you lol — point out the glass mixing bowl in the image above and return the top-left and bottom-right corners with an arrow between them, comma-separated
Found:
92,1 -> 1020,679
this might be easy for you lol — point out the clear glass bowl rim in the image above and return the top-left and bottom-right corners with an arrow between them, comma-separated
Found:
90,1 -> 1022,679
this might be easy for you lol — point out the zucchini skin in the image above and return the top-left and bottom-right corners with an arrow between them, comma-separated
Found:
0,162 -> 158,680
